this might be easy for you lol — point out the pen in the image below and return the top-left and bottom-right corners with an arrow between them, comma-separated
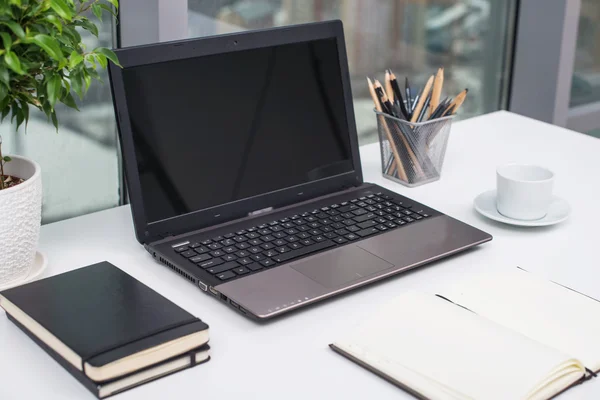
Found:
389,70 -> 409,120
417,93 -> 431,122
405,77 -> 412,114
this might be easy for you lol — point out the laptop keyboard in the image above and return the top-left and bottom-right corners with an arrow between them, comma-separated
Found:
173,193 -> 431,282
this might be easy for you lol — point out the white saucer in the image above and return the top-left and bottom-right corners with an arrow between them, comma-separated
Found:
474,190 -> 570,227
0,252 -> 48,291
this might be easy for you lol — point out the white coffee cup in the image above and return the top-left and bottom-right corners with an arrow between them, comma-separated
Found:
496,164 -> 555,220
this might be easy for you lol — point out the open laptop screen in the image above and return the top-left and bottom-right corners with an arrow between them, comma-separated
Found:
122,37 -> 354,223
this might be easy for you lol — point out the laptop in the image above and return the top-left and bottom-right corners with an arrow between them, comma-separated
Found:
108,21 -> 492,320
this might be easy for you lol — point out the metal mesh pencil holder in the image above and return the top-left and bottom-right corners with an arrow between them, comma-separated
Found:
375,110 -> 454,187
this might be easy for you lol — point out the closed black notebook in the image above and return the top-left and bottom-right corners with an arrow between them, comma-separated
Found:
8,313 -> 210,399
0,261 -> 210,385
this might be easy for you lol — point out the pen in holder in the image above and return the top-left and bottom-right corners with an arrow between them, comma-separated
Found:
375,110 -> 454,187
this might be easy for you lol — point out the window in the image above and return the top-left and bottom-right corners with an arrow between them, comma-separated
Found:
1,17 -> 119,224
188,0 -> 517,144
570,0 -> 600,107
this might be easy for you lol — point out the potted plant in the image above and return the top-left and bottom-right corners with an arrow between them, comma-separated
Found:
0,0 -> 120,288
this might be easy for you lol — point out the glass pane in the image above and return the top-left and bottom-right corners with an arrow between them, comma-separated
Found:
570,0 -> 600,107
588,129 -> 600,139
0,18 -> 118,224
188,0 -> 516,144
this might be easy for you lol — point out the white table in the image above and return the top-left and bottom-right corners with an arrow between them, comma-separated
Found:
1,111 -> 599,399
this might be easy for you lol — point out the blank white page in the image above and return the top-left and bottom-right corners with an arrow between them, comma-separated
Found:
445,268 -> 600,372
332,291 -> 583,400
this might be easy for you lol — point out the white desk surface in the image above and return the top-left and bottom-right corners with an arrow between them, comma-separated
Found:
1,111 -> 599,399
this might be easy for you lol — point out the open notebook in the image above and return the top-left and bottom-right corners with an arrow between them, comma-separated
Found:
331,268 -> 600,400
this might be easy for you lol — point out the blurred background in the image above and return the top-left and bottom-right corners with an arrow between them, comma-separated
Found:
1,0 -> 598,223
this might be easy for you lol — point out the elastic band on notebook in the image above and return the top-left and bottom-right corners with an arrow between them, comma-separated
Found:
586,368 -> 597,378
81,317 -> 200,374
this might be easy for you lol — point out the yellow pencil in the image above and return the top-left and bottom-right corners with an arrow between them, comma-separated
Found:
429,67 -> 444,116
410,75 -> 434,123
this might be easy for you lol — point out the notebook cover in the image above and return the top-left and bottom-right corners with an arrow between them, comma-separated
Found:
7,313 -> 210,399
0,261 -> 208,368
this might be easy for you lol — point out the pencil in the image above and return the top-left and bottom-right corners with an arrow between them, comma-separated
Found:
411,75 -> 434,122
367,77 -> 407,181
384,70 -> 395,104
389,70 -> 409,120
442,89 -> 468,116
429,67 -> 444,116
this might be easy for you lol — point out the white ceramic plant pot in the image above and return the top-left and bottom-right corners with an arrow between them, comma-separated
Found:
0,155 -> 42,286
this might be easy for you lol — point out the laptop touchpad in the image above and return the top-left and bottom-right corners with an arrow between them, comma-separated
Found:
291,246 -> 393,289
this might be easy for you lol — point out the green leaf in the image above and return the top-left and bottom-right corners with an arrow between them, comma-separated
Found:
74,18 -> 98,37
3,156 -> 11,162
70,70 -> 83,98
69,50 -> 83,68
9,0 -> 21,6
105,0 -> 118,9
0,96 -> 10,116
83,68 -> 91,92
94,53 -> 106,68
20,101 -> 29,129
93,47 -> 120,67
91,3 -> 102,21
0,32 -> 12,50
31,34 -> 64,61
4,51 -> 25,74
50,109 -> 58,132
45,15 -> 63,33
0,21 -> 25,40
50,0 -> 73,21
62,25 -> 81,44
60,91 -> 78,110
62,77 -> 70,92
98,3 -> 117,17
47,74 -> 61,108
0,83 -> 7,102
0,65 -> 9,85
1,104 -> 10,122
15,105 -> 24,130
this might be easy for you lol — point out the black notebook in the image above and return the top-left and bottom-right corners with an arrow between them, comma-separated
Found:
8,314 -> 210,398
0,261 -> 210,396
